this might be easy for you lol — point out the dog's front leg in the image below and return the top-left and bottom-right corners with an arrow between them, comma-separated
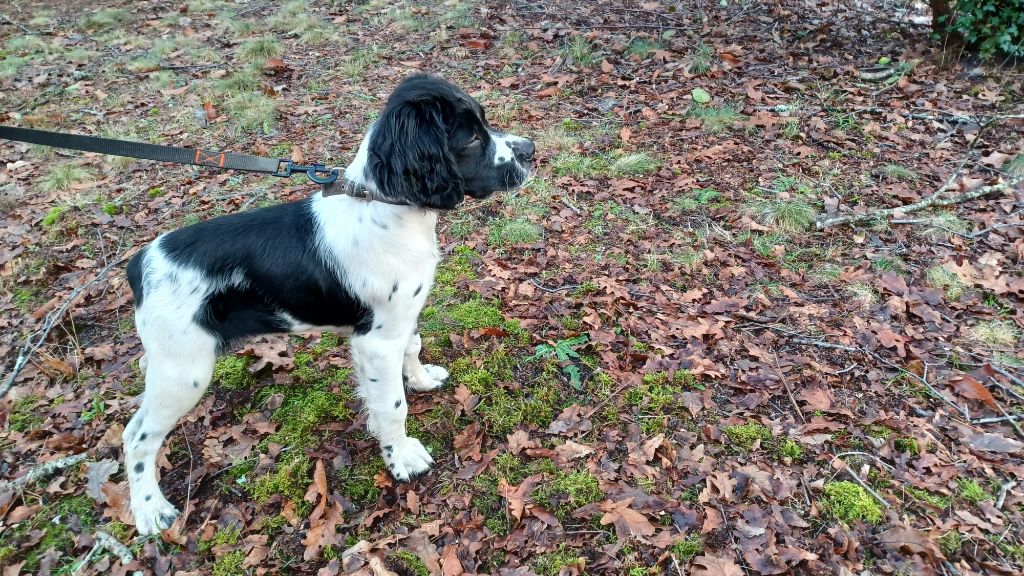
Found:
351,333 -> 434,481
402,331 -> 449,392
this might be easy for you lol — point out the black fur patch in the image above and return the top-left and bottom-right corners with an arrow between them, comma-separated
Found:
134,462 -> 144,474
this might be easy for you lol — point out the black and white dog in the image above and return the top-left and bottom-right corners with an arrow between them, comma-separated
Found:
122,74 -> 534,535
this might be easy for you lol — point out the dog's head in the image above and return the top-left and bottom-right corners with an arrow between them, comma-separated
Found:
352,74 -> 534,209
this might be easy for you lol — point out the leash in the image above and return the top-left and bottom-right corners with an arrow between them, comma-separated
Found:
0,124 -> 339,185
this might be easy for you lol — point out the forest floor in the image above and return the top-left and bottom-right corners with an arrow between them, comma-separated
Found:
1,1 -> 1023,575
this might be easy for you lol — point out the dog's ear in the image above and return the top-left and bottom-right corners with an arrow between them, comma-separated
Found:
368,99 -> 464,209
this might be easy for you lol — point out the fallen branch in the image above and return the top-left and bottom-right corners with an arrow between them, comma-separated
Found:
816,178 -> 1016,230
773,353 -> 806,423
791,337 -> 858,353
1,256 -> 123,399
972,414 -> 1023,425
0,452 -> 87,491
94,530 -> 134,565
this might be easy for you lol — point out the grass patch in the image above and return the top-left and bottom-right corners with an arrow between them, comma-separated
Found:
882,163 -> 918,181
226,92 -> 278,133
237,37 -> 284,62
846,283 -> 877,307
820,480 -> 882,524
0,55 -> 29,78
957,478 -> 991,504
8,396 -> 44,432
905,486 -> 950,508
918,211 -> 969,240
213,355 -> 254,390
561,35 -> 599,68
672,187 -> 723,212
723,421 -> 772,450
42,164 -> 92,192
82,8 -> 128,30
626,36 -> 661,59
211,550 -> 246,576
389,551 -> 430,576
688,41 -> 714,75
4,36 -> 49,55
249,452 -> 311,505
533,470 -> 603,522
688,104 -> 745,134
670,533 -> 703,563
610,153 -> 661,177
968,320 -> 1020,348
744,198 -> 818,233
893,437 -> 920,456
213,64 -> 264,94
263,379 -> 353,448
533,544 -> 584,576
549,152 -> 609,178
487,218 -> 542,247
337,457 -> 384,506
339,47 -> 381,80
926,265 -> 966,300
937,531 -> 963,558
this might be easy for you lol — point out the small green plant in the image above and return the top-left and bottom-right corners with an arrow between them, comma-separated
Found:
846,283 -> 877,307
821,481 -> 883,524
968,320 -> 1020,348
80,397 -> 106,423
561,35 -> 599,68
626,37 -> 661,59
213,355 -> 254,390
610,153 -> 661,177
905,486 -> 950,508
941,0 -> 1024,59
688,41 -> 714,75
532,544 -> 583,576
549,152 -> 609,177
777,439 -> 804,460
670,533 -> 703,562
101,202 -> 120,216
249,452 -> 311,504
0,55 -> 29,78
214,64 -> 264,94
528,335 -> 589,390
41,206 -> 69,227
882,163 -> 918,181
926,265 -> 965,300
42,164 -> 91,192
937,531 -> 963,558
389,551 -> 430,576
8,396 -> 44,432
723,421 -> 772,450
688,104 -> 745,134
744,198 -> 818,233
956,478 -> 991,504
211,550 -> 246,576
673,187 -> 722,212
487,218 -> 542,247
893,437 -> 920,456
533,471 -> 603,522
237,36 -> 284,62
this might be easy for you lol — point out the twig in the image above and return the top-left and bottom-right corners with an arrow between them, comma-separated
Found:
1,256 -> 124,399
530,279 -> 581,293
816,176 -> 1018,229
773,353 -> 806,423
833,451 -> 896,472
994,401 -> 1024,439
0,12 -> 31,34
992,364 -> 1024,390
561,196 -> 581,215
995,480 -> 1017,510
972,414 -> 1023,425
94,530 -> 134,565
790,337 -> 859,352
0,452 -> 87,491
830,456 -> 891,509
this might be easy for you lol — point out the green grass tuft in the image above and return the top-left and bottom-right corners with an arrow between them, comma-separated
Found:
882,163 -> 918,181
0,56 -> 29,78
388,551 -> 430,576
42,164 -> 92,192
41,206 -> 69,227
968,320 -> 1020,348
957,478 -> 991,504
211,550 -> 246,576
533,544 -> 584,576
237,37 -> 284,62
670,533 -> 703,563
549,152 -> 609,178
561,35 -> 599,68
821,481 -> 883,524
688,41 -> 714,75
688,104 -> 745,134
610,153 -> 661,177
8,396 -> 44,432
487,218 -> 542,247
777,439 -> 804,460
744,198 -> 818,233
226,92 -> 278,133
82,8 -> 128,30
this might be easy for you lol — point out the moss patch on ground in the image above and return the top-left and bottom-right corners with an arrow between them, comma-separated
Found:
533,470 -> 603,523
821,480 -> 883,524
723,421 -> 772,450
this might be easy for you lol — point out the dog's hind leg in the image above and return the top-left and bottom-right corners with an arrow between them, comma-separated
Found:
122,335 -> 216,535
352,332 -> 434,481
402,331 -> 448,392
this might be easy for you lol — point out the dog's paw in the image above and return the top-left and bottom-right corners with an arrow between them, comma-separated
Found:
131,494 -> 179,536
382,436 -> 434,482
406,364 -> 449,391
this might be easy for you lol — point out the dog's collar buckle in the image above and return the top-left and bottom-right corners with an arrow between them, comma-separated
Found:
322,177 -> 410,206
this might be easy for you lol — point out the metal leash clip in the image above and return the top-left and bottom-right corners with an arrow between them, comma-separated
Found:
273,160 -> 340,184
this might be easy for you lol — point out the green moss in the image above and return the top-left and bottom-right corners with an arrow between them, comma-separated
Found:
533,470 -> 603,522
626,371 -> 696,414
199,525 -> 242,553
670,533 -> 703,562
549,152 -> 609,177
41,206 -> 68,227
905,486 -> 950,508
213,355 -> 254,390
777,439 -> 804,460
532,544 -> 584,576
937,531 -> 962,558
821,481 -> 882,524
337,457 -> 383,506
211,550 -> 246,576
893,437 -> 920,456
722,421 -> 772,450
249,452 -> 311,505
147,186 -> 165,197
957,478 -> 990,504
264,379 -> 353,447
865,425 -> 894,440
388,550 -> 430,576
449,298 -> 505,329
8,396 -> 44,431
101,202 -> 120,215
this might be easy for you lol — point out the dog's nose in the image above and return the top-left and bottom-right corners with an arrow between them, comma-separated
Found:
512,139 -> 535,162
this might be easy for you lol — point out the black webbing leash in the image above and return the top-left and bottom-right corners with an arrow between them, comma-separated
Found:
0,125 -> 339,184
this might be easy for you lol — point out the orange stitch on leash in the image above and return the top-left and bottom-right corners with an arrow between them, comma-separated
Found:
219,153 -> 225,167
194,149 -> 200,163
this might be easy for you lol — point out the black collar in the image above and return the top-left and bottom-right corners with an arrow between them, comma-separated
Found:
321,177 -> 411,206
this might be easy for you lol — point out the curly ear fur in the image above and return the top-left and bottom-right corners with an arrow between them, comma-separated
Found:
368,98 -> 464,210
